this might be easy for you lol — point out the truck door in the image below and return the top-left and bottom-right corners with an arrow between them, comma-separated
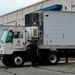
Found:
13,30 -> 24,49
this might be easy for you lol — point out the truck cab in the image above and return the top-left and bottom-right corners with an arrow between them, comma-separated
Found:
0,28 -> 26,67
0,28 -> 25,54
0,26 -> 38,67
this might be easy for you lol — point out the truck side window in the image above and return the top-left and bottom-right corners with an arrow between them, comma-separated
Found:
6,30 -> 13,43
14,32 -> 23,38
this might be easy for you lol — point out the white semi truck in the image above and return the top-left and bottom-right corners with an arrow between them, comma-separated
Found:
0,11 -> 75,67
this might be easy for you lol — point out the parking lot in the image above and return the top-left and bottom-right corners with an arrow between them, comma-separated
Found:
0,59 -> 75,75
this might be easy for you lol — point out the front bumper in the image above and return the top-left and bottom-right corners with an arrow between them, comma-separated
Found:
0,54 -> 11,61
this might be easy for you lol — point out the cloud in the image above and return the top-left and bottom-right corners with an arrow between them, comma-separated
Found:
0,0 -> 43,15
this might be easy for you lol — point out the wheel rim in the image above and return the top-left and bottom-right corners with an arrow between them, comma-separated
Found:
49,55 -> 57,63
14,56 -> 23,65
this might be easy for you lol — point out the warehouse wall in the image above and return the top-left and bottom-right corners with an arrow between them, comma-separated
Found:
0,0 -> 75,26
72,0 -> 75,11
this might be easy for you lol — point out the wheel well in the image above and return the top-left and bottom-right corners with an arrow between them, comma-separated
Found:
38,49 -> 60,62
12,51 -> 24,57
11,51 -> 30,62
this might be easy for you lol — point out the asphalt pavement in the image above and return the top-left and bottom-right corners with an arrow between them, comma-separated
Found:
0,60 -> 75,75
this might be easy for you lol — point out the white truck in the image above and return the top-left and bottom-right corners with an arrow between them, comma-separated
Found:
0,11 -> 75,67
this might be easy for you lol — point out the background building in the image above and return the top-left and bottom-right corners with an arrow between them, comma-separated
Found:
0,0 -> 75,26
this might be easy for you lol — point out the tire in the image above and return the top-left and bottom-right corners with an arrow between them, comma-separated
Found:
46,53 -> 58,65
12,55 -> 24,67
2,60 -> 11,66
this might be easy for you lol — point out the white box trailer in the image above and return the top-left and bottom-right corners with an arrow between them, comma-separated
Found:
0,11 -> 75,67
43,11 -> 75,48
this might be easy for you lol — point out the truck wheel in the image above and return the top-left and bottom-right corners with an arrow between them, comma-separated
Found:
2,60 -> 11,66
46,53 -> 58,65
12,55 -> 24,67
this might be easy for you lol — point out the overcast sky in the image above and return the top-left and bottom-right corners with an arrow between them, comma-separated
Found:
0,0 -> 43,16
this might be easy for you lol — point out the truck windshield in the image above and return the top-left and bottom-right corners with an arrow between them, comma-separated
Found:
0,30 -> 8,44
